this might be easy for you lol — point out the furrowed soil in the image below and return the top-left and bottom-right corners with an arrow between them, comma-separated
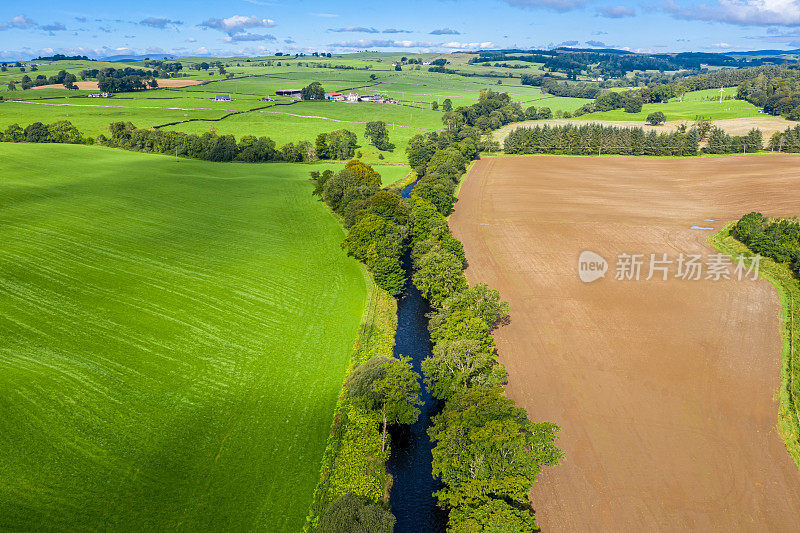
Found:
450,155 -> 800,531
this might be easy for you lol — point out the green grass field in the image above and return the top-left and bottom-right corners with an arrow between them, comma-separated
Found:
579,87 -> 761,122
0,144 -> 369,531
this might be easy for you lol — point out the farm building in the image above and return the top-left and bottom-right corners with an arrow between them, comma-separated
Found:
275,89 -> 302,98
325,92 -> 343,101
213,94 -> 231,101
88,93 -> 112,98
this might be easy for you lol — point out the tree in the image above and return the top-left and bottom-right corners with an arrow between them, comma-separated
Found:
449,499 -> 538,532
429,387 -> 563,509
422,338 -> 505,400
364,121 -> 393,151
432,101 -> 439,111
646,111 -> 666,125
301,81 -> 326,100
413,248 -> 467,307
623,97 -> 643,113
346,356 -> 422,452
326,129 -> 358,160
319,493 -> 395,533
428,284 -> 509,332
24,122 -> 49,143
315,132 -> 329,159
442,98 -> 453,112
148,78 -> 158,88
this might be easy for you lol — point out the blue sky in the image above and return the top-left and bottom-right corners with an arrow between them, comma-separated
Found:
2,1 -> 800,60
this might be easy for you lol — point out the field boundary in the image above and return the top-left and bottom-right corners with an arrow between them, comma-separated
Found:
709,223 -> 800,470
303,275 -> 398,531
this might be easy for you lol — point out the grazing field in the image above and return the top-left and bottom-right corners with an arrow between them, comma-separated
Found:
451,155 -> 800,531
0,144 -> 368,531
579,88 -> 762,122
0,63 -> 592,167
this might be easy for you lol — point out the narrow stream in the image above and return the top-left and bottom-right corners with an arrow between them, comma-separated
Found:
385,181 -> 448,532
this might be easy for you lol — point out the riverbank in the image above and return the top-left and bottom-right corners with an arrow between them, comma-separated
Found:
304,281 -> 398,531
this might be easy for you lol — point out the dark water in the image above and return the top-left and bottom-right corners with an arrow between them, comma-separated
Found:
385,181 -> 448,532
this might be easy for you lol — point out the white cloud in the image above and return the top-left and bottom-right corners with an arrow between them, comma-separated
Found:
503,0 -> 588,12
430,28 -> 461,35
597,5 -> 635,18
663,0 -> 800,26
223,32 -> 276,42
200,15 -> 276,35
441,41 -> 496,49
140,17 -> 183,29
0,14 -> 37,31
329,39 -> 439,48
328,26 -> 379,33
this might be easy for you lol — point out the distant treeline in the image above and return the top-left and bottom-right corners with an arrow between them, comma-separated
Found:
522,75 -> 602,98
11,69 -> 78,90
32,54 -> 91,61
733,212 -> 800,278
471,49 -> 780,78
575,64 -> 800,119
503,124 -> 764,156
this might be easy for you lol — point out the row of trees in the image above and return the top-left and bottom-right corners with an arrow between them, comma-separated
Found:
733,212 -> 800,277
405,114 -> 564,529
14,69 -> 78,90
311,160 -> 408,294
768,125 -> 800,152
1,120 -> 85,144
503,124 -> 763,156
307,161 -> 419,530
1,118 -> 384,164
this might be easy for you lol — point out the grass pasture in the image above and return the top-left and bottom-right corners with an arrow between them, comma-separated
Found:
579,87 -> 762,122
0,144 -> 368,531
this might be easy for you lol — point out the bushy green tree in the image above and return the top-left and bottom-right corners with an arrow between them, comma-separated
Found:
319,494 -> 395,533
301,81 -> 325,100
365,121 -> 393,151
346,356 -> 422,452
646,111 -> 666,125
429,387 -> 563,509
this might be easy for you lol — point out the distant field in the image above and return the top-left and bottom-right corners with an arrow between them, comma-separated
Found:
0,144 -> 368,531
580,87 -> 761,122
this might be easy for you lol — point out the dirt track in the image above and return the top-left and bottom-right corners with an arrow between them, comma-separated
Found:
450,155 -> 800,531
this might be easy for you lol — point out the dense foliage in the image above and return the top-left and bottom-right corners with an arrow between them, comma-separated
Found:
768,125 -> 800,152
0,120 -> 86,144
98,121 -> 320,162
733,212 -> 800,277
403,95 -> 564,530
504,123 -> 763,156
312,160 -> 408,295
319,493 -> 395,533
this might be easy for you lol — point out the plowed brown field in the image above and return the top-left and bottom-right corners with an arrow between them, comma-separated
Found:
450,155 -> 800,531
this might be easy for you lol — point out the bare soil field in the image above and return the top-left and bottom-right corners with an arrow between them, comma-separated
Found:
31,79 -> 204,90
493,117 -> 795,144
450,155 -> 800,531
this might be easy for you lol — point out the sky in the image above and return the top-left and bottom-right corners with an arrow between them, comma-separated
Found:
2,1 -> 800,60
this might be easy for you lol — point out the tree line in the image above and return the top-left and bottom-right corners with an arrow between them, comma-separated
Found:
405,102 -> 564,530
0,118 -> 392,166
733,212 -> 800,278
504,123 -> 764,156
